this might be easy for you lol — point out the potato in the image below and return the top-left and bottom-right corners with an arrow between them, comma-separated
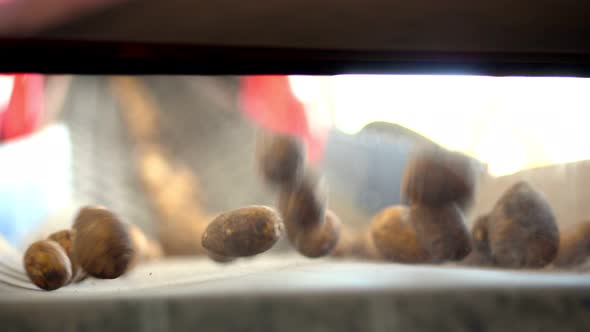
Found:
461,214 -> 495,267
487,181 -> 559,268
330,225 -> 359,258
461,250 -> 496,267
73,206 -> 136,279
357,227 -> 384,261
553,221 -> 590,267
471,214 -> 491,256
48,230 -> 86,283
24,240 -> 72,291
207,252 -> 237,264
202,206 -> 283,257
402,148 -> 475,208
279,172 -> 328,243
293,210 -> 342,258
370,206 -> 429,263
411,204 -> 472,263
256,132 -> 305,187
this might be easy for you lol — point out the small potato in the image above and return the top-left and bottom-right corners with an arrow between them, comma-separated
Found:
73,206 -> 136,279
553,221 -> 590,268
370,206 -> 429,263
48,230 -> 86,283
402,148 -> 476,208
411,204 -> 472,263
202,206 -> 283,257
24,240 -> 72,291
487,182 -> 559,269
471,214 -> 491,256
256,132 -> 306,186
461,214 -> 495,267
293,210 -> 342,258
279,172 -> 328,242
331,225 -> 359,258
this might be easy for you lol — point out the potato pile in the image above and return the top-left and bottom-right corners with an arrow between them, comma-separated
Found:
367,147 -> 587,270
254,134 -> 583,268
369,148 -> 474,264
24,206 -> 161,291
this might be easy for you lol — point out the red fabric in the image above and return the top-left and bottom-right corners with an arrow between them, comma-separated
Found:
240,75 -> 326,164
1,74 -> 44,141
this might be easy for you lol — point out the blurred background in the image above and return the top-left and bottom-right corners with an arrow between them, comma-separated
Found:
1,74 -> 590,251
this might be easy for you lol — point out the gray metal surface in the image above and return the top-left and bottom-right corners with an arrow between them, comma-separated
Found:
2,256 -> 590,332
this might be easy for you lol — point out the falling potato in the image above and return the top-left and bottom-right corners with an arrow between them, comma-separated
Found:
202,206 -> 283,257
279,172 -> 328,243
401,148 -> 476,209
256,132 -> 306,187
293,209 -> 342,258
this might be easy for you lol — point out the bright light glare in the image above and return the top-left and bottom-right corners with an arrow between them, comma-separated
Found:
289,75 -> 590,177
